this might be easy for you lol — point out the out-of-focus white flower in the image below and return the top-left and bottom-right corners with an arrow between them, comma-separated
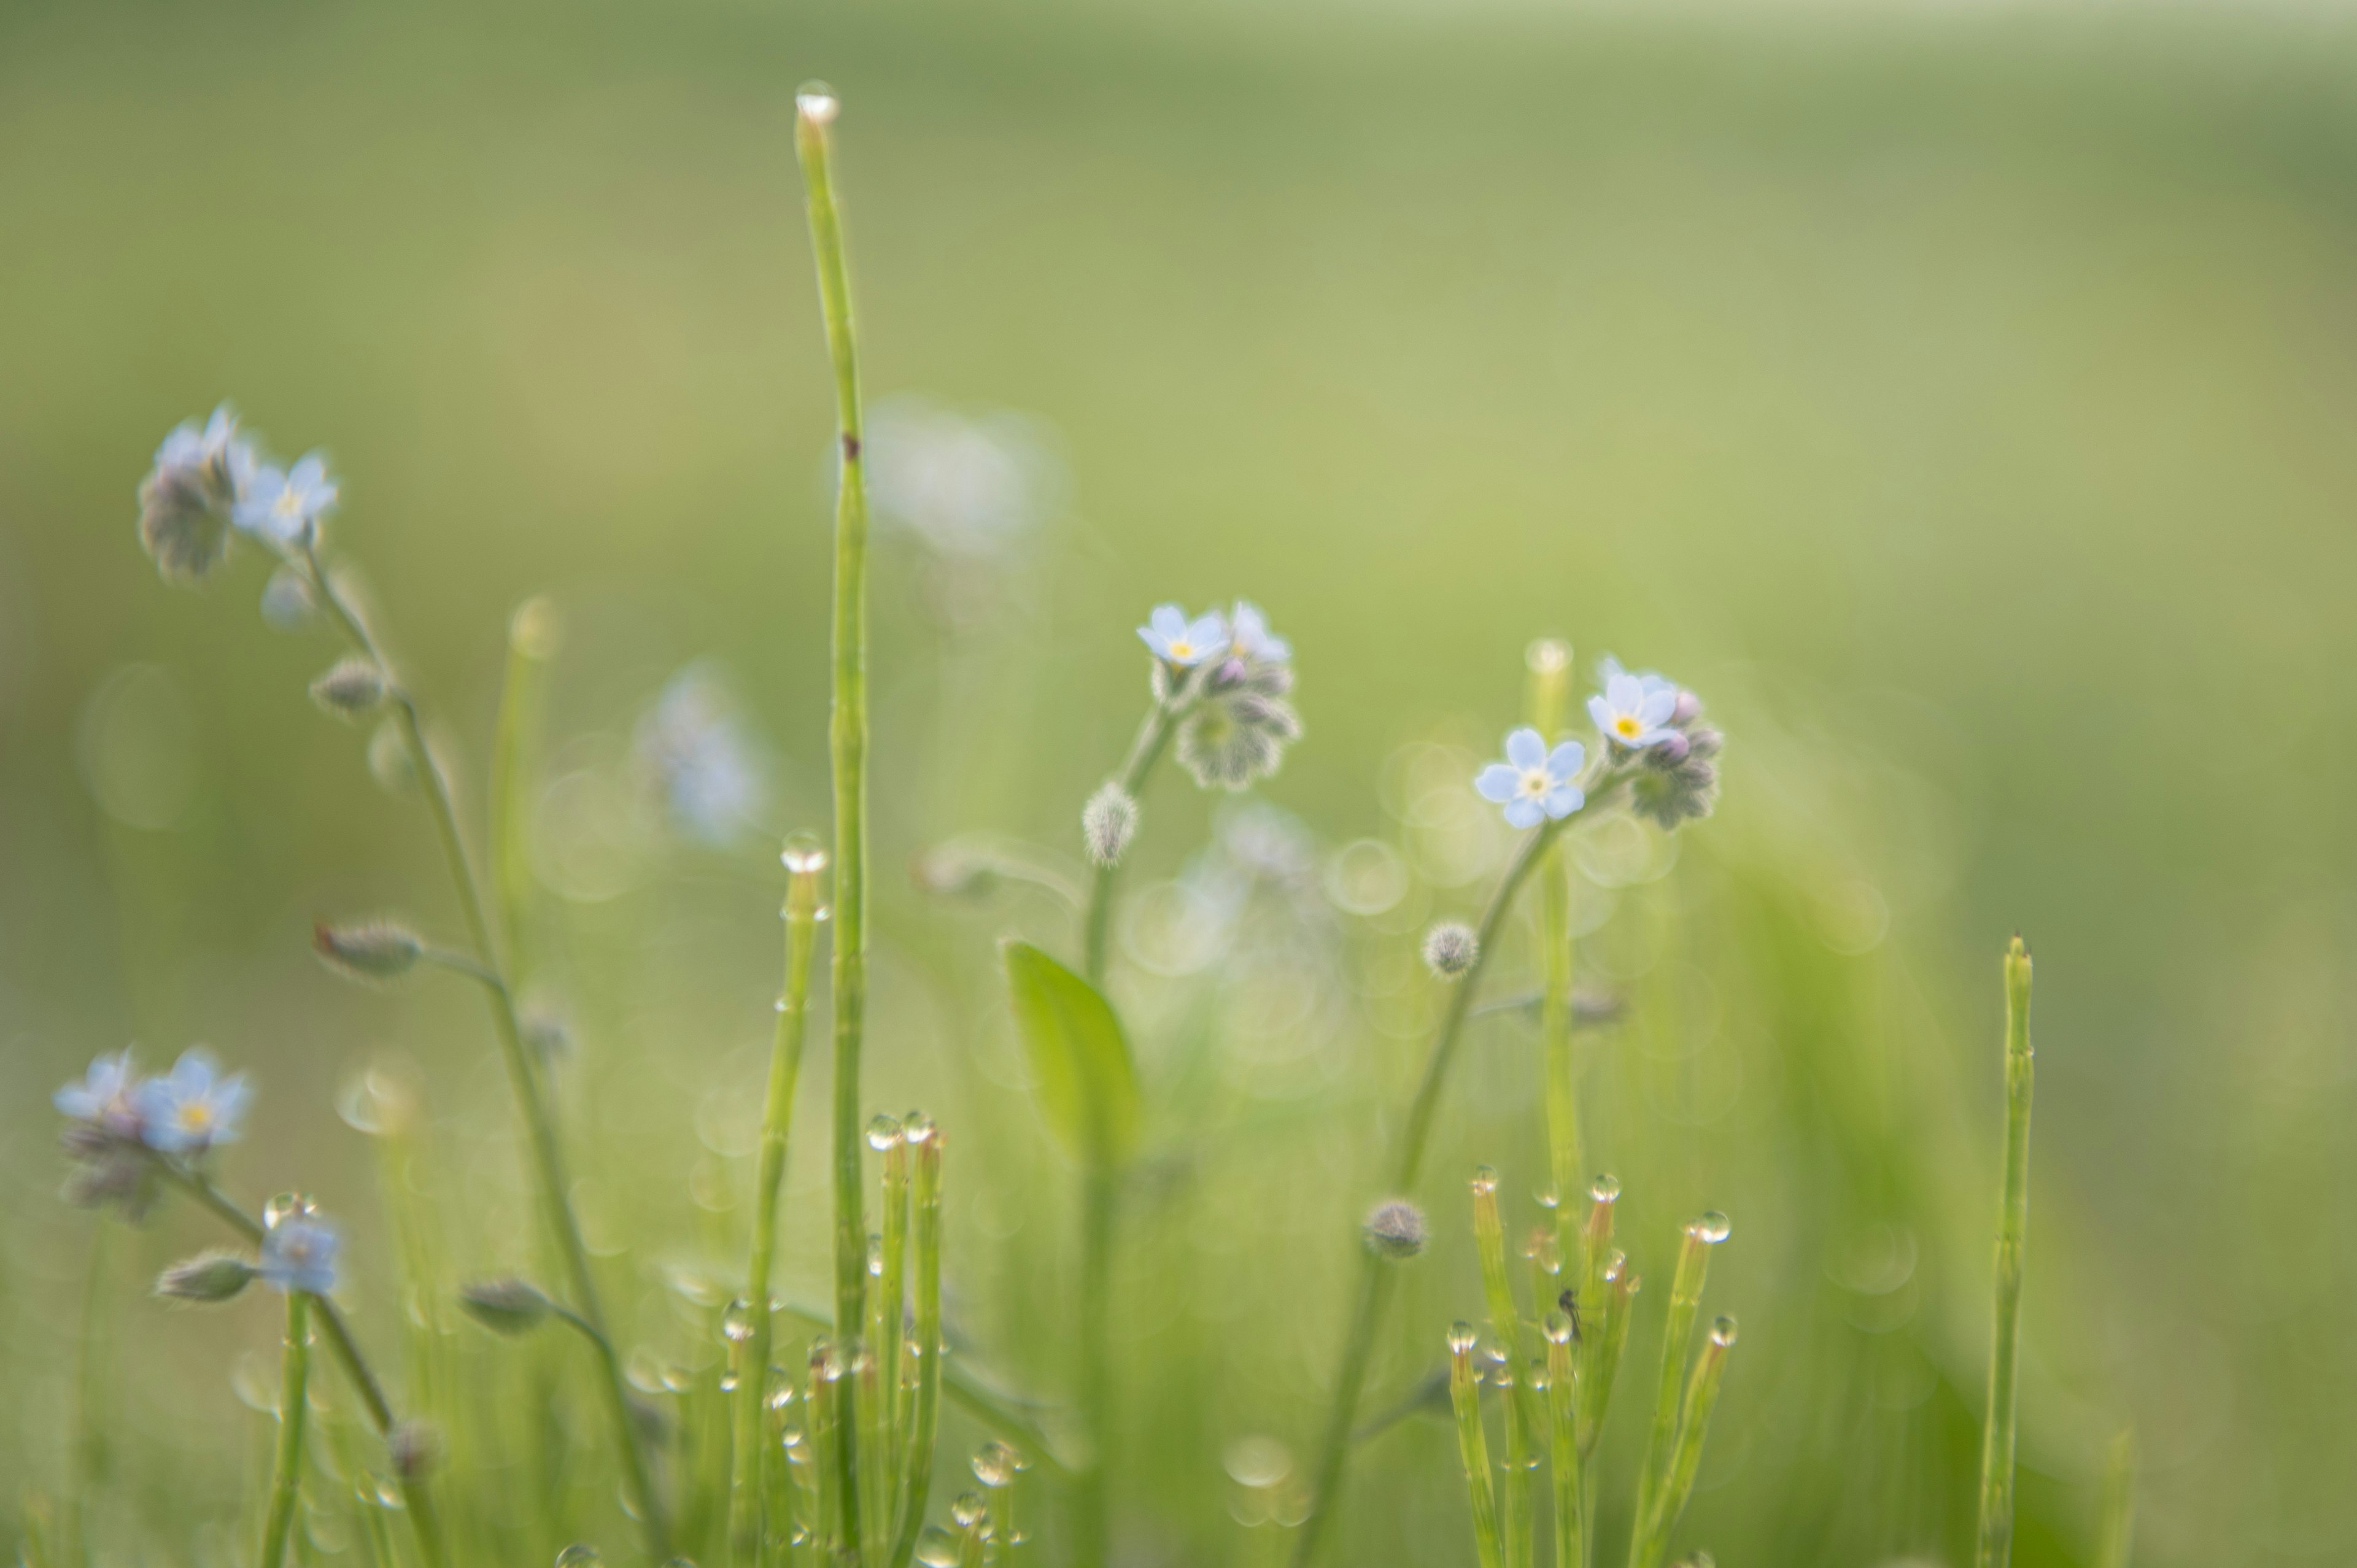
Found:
635,664 -> 770,846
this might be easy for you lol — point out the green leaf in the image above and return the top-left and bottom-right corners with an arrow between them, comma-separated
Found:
1001,940 -> 1140,1171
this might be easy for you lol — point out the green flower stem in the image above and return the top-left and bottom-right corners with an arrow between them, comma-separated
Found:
732,854 -> 826,1568
489,598 -> 558,987
1472,1175 -> 1536,1568
1976,938 -> 2037,1568
2094,1425 -> 2136,1568
1063,689 -> 1185,1566
888,1128 -> 945,1568
1294,779 -> 1617,1568
294,539 -> 664,1558
808,1344 -> 842,1549
1631,1225 -> 1713,1551
258,1288 -> 312,1568
1544,1319 -> 1582,1568
1082,698 -> 1182,986
1584,1265 -> 1638,1466
878,1134 -> 911,1471
1634,1322 -> 1733,1568
1447,1329 -> 1506,1568
1523,643 -> 1585,1279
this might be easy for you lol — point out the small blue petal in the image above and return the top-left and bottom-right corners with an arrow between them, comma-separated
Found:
1607,672 -> 1643,710
1547,740 -> 1585,779
1474,764 -> 1520,803
1545,784 -> 1585,819
1505,728 -> 1546,770
1637,687 -> 1678,727
1585,695 -> 1614,731
1503,797 -> 1544,830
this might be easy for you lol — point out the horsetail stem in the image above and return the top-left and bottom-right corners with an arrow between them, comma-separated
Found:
889,1122 -> 945,1568
257,1289 -> 311,1568
1471,1170 -> 1537,1568
1448,1325 -> 1506,1568
1975,937 -> 2035,1568
731,840 -> 827,1568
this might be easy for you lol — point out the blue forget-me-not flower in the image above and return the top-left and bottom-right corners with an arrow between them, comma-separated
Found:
1138,604 -> 1230,667
1226,601 -> 1290,666
133,1048 -> 253,1156
1475,728 -> 1587,830
55,1049 -> 141,1133
235,453 -> 339,548
1588,668 -> 1682,751
259,1209 -> 341,1295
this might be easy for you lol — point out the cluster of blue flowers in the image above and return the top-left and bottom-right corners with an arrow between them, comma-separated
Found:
136,404 -> 340,584
1137,601 -> 1301,790
51,1047 -> 339,1294
1473,656 -> 1722,833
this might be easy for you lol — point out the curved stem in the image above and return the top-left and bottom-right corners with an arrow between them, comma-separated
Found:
294,541 -> 665,1556
1293,782 -> 1617,1568
1072,1167 -> 1119,1566
258,1289 -> 312,1568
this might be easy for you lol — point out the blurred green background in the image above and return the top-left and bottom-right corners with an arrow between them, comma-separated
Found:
6,1 -> 2357,1564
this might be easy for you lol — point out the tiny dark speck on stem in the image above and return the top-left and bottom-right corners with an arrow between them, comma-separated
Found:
842,434 -> 861,460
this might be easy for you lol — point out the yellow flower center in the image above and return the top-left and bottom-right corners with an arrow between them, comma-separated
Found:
1520,768 -> 1550,798
180,1103 -> 213,1131
275,489 -> 303,516
1169,641 -> 1194,660
1614,715 -> 1643,740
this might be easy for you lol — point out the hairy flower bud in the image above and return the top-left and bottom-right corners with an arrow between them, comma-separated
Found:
155,1250 -> 257,1304
1363,1199 -> 1428,1259
1422,921 -> 1479,978
1082,783 -> 1139,868
313,921 -> 424,983
310,658 -> 389,719
459,1278 -> 554,1337
389,1419 -> 444,1480
139,466 -> 233,584
259,566 -> 317,630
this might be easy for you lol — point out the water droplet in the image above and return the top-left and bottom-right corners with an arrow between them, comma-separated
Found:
718,1373 -> 738,1392
1469,1165 -> 1498,1197
1221,1435 -> 1291,1489
263,1192 -> 312,1228
554,1546 -> 602,1568
781,833 -> 829,875
722,1298 -> 758,1343
1691,1211 -> 1732,1245
1446,1322 -> 1479,1356
867,1237 -> 884,1277
1536,1189 -> 1560,1211
770,1388 -> 795,1413
1589,1174 -> 1621,1204
950,1493 -> 987,1531
1709,1316 -> 1739,1348
796,84 -> 840,126
867,1115 -> 904,1152
813,905 -> 832,923
1543,1313 -> 1574,1346
973,1440 -> 1023,1488
1602,1249 -> 1627,1283
904,1111 -> 936,1146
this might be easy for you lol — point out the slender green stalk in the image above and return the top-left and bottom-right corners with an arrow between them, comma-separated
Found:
1081,700 -> 1182,984
795,82 -> 873,1350
889,1125 -> 946,1568
1584,1262 -> 1638,1464
1634,1319 -> 1735,1568
810,1342 -> 843,1550
878,1128 -> 911,1469
1294,794 -> 1601,1568
1976,938 -> 2036,1568
259,1290 -> 312,1568
293,541 -> 661,1554
732,844 -> 826,1568
1544,1316 -> 1582,1568
1632,1224 -> 1714,1546
489,597 -> 559,987
955,1505 -> 989,1568
1524,641 -> 1585,1278
1471,1172 -> 1536,1568
2094,1425 -> 2136,1568
859,1346 -> 893,1564
1447,1326 -> 1506,1568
